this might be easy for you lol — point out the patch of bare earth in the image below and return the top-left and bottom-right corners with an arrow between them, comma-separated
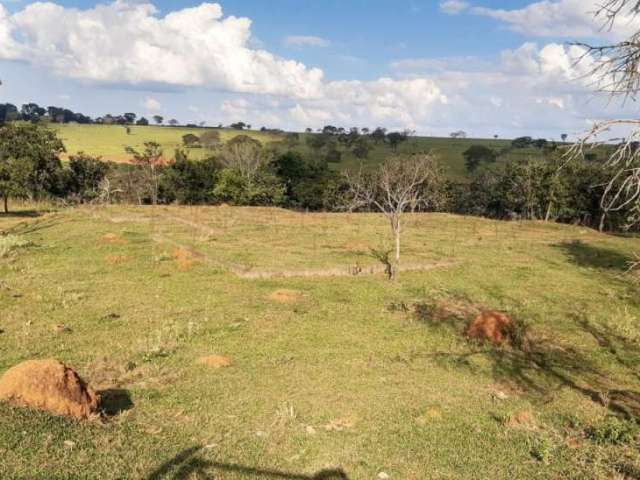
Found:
464,311 -> 514,346
197,355 -> 233,369
101,233 -> 126,245
269,289 -> 306,303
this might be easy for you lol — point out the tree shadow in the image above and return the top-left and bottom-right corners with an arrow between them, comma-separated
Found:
99,389 -> 134,416
431,313 -> 640,420
0,210 -> 44,218
555,240 -> 632,271
146,446 -> 349,480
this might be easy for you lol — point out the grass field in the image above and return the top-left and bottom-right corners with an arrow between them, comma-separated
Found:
1,204 -> 639,479
50,124 -> 545,180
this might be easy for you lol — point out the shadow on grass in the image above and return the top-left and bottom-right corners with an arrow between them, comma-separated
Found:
146,446 -> 350,480
420,306 -> 640,420
0,210 -> 44,218
555,240 -> 632,271
99,388 -> 134,416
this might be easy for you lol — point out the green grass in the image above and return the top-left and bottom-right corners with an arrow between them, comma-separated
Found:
51,124 -> 283,163
1,204 -> 639,479
50,123 -> 548,180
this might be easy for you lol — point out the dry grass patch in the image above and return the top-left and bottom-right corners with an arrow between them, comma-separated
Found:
105,254 -> 130,265
171,247 -> 198,271
101,233 -> 126,244
269,289 -> 306,303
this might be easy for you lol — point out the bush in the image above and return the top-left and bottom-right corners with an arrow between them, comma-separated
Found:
586,416 -> 638,445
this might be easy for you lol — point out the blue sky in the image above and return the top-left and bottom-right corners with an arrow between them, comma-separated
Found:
0,0 -> 636,138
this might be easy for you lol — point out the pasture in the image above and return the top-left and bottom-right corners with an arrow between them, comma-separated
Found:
1,204 -> 639,479
50,124 -> 548,180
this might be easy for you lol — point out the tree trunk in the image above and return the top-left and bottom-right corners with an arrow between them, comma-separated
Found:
3,195 -> 7,214
544,198 -> 553,222
599,211 -> 607,233
392,217 -> 401,280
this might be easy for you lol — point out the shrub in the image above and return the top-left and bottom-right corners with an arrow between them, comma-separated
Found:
586,416 -> 638,445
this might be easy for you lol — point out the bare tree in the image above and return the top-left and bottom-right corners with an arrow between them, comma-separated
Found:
218,135 -> 266,180
343,154 -> 444,279
571,1 -> 640,225
125,142 -> 164,205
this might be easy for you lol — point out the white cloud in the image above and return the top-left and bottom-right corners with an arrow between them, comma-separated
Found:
439,0 -> 469,15
143,97 -> 162,111
471,0 -> 636,40
0,1 -> 325,99
284,35 -> 331,48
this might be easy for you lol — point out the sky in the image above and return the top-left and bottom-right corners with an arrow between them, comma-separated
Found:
0,0 -> 638,139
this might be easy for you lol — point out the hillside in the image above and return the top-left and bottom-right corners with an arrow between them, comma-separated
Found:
50,123 -> 549,180
1,204 -> 639,478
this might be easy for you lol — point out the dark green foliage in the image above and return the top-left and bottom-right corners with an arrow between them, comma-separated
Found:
160,152 -> 220,204
0,123 -> 65,211
182,134 -> 200,147
586,417 -> 638,445
463,145 -> 497,172
65,153 -> 110,203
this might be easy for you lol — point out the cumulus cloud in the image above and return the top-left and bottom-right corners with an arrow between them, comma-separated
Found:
471,0 -> 636,40
439,0 -> 469,15
0,1 -> 325,99
284,35 -> 331,48
143,97 -> 162,111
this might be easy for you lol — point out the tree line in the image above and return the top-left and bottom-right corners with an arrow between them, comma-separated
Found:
0,122 -> 632,232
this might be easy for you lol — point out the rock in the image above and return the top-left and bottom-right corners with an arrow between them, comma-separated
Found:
0,359 -> 100,419
377,472 -> 390,479
305,425 -> 317,435
464,311 -> 514,346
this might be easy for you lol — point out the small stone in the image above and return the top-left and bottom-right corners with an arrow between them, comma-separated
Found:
494,391 -> 508,401
377,472 -> 390,480
256,431 -> 266,437
63,440 -> 76,449
305,425 -> 317,435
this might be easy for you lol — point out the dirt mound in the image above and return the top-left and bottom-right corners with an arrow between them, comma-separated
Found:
506,410 -> 536,430
172,247 -> 196,271
197,355 -> 233,369
464,311 -> 514,346
0,359 -> 100,419
101,233 -> 125,244
269,289 -> 305,303
105,254 -> 129,265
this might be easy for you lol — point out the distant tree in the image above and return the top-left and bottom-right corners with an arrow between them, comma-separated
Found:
361,127 -> 370,135
20,103 -> 46,122
200,130 -> 221,149
450,130 -> 467,139
125,142 -> 164,205
305,128 -> 313,133
463,145 -> 497,172
218,135 -> 265,179
386,131 -> 409,151
182,133 -> 200,147
352,137 -> 372,159
123,113 -> 136,124
230,122 -> 247,130
168,119 -> 179,127
533,138 -> 548,149
561,133 -> 568,142
512,136 -> 533,149
0,104 -> 19,124
0,123 -> 65,212
343,154 -> 444,279
494,135 -> 499,139
153,115 -> 164,125
370,127 -> 387,144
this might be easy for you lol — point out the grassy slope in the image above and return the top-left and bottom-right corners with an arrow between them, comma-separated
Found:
51,124 -> 544,180
1,204 -> 639,479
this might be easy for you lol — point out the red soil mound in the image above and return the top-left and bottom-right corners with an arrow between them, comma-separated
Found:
464,311 -> 514,346
197,355 -> 233,369
0,359 -> 100,419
